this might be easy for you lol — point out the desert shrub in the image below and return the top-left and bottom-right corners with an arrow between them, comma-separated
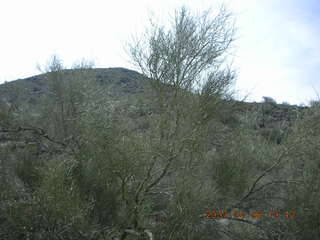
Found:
14,146 -> 43,191
287,104 -> 320,236
1,154 -> 92,240
211,128 -> 261,198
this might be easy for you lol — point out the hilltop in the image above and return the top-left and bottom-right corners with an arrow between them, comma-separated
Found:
0,67 -> 308,147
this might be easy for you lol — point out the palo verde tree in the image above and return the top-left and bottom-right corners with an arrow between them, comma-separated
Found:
37,55 -> 96,146
126,5 -> 305,240
0,56 -> 108,240
124,5 -> 237,239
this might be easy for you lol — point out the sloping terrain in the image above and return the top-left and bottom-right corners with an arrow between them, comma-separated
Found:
0,67 -> 307,147
0,68 -> 145,101
0,68 -> 318,240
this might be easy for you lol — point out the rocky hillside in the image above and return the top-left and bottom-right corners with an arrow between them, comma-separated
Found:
1,67 -> 319,240
0,68 -> 308,147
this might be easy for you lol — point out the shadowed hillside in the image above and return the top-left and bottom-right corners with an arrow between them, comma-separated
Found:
1,3 -> 320,238
0,67 -> 308,149
1,66 -> 319,240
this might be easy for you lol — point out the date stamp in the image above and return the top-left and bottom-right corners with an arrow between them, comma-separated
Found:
203,209 -> 296,220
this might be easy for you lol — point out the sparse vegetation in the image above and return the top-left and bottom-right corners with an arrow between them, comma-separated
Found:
0,5 -> 319,240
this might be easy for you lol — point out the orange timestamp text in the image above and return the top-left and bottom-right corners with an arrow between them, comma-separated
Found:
203,209 -> 296,220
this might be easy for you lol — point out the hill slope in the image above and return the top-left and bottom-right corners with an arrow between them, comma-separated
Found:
1,67 -> 317,240
0,67 -> 308,147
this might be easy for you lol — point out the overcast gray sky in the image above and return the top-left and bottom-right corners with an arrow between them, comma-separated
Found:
0,0 -> 319,105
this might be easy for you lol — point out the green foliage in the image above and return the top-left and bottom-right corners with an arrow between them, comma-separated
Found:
2,157 -> 91,240
1,7 -> 319,240
1,58 -> 319,240
211,128 -> 257,197
14,147 -> 42,190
